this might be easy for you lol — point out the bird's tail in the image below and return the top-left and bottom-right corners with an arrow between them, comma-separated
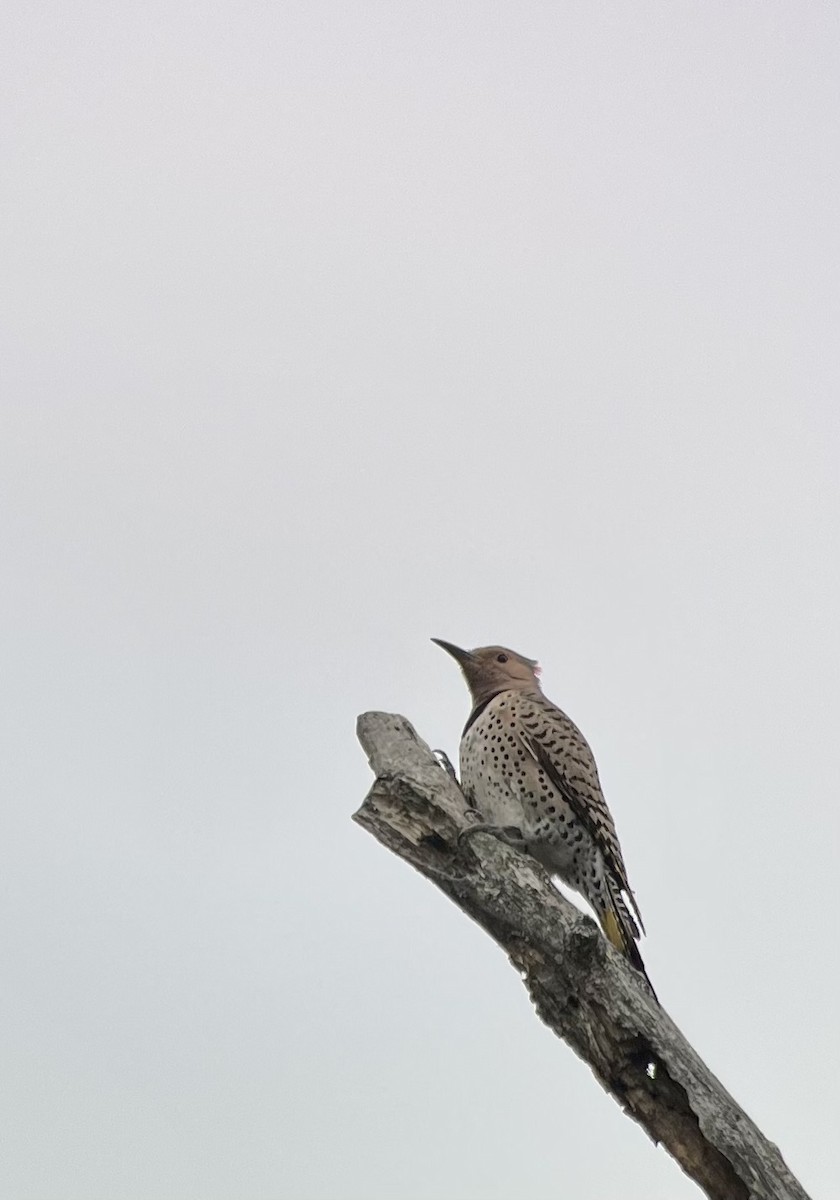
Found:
600,887 -> 658,1002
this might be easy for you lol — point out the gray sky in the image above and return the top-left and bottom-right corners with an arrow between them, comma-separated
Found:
2,3 -> 838,1198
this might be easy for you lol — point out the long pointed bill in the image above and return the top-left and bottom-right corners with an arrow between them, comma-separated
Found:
430,638 -> 474,667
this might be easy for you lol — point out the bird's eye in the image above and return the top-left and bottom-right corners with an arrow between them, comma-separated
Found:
496,653 -> 508,663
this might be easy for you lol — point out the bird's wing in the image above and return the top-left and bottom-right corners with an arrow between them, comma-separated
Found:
518,693 -> 646,935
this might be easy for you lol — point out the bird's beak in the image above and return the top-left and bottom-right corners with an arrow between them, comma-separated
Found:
431,638 -> 474,666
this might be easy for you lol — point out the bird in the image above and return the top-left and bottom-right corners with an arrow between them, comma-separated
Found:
432,638 -> 655,995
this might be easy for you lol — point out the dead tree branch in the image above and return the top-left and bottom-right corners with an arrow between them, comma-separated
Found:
354,711 -> 810,1200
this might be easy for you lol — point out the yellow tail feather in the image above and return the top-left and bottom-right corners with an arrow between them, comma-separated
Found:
601,906 -> 627,954
600,904 -> 658,1001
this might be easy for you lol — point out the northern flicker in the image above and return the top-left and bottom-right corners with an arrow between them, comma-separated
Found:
432,638 -> 655,994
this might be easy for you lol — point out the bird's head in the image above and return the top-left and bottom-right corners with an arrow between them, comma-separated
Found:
431,639 -> 542,705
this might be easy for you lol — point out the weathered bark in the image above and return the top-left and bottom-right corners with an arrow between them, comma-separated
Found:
354,711 -> 810,1200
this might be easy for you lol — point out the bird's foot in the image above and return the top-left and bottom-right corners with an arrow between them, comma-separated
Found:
458,820 -> 527,851
433,749 -> 458,781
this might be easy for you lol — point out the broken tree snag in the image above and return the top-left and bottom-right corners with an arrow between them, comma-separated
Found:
354,711 -> 811,1200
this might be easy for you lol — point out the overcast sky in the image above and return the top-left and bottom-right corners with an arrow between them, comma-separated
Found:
2,3 -> 839,1198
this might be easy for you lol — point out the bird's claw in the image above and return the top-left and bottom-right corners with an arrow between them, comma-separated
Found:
433,749 -> 458,780
458,820 -> 527,851
456,809 -> 484,846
